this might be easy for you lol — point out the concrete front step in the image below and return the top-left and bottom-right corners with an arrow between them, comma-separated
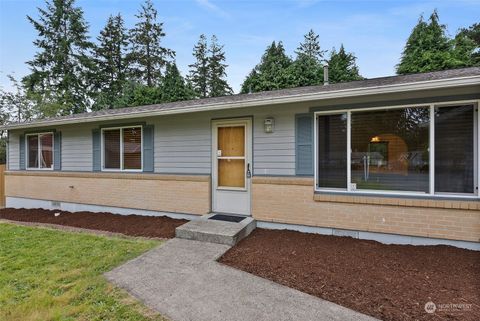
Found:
175,214 -> 256,246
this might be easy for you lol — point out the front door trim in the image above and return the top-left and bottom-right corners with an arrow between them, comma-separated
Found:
211,117 -> 253,216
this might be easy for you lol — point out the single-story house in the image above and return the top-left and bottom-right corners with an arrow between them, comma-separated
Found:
2,67 -> 479,249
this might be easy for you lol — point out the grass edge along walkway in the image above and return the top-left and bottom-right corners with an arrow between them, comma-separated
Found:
0,222 -> 167,321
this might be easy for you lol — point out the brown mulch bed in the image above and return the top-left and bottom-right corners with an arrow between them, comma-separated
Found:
0,208 -> 187,238
219,229 -> 480,321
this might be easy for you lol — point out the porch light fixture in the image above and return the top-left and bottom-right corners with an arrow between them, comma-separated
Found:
264,117 -> 275,133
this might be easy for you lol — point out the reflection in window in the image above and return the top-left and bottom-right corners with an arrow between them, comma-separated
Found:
350,107 -> 430,192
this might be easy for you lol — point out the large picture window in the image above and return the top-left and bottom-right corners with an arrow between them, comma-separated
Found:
26,132 -> 54,170
315,102 -> 478,197
102,126 -> 142,171
351,107 -> 430,192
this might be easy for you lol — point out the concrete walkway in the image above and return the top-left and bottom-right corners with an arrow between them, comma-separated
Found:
105,238 -> 378,321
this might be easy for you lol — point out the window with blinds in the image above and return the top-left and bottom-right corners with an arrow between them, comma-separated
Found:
102,126 -> 142,171
26,133 -> 54,170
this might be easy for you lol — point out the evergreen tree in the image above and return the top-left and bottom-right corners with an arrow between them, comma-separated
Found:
22,0 -> 94,116
327,44 -> 362,83
0,75 -> 36,123
455,23 -> 480,66
93,14 -> 129,110
288,29 -> 326,87
396,10 -> 465,74
208,35 -> 233,97
452,32 -> 478,67
129,0 -> 174,87
161,62 -> 194,102
295,29 -> 326,62
188,34 -> 209,98
240,41 -> 292,93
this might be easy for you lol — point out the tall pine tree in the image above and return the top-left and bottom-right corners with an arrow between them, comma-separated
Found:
396,10 -> 470,74
129,0 -> 174,87
161,62 -> 194,102
188,34 -> 209,98
288,29 -> 326,87
240,41 -> 292,93
208,35 -> 233,97
455,23 -> 480,66
93,14 -> 129,110
295,29 -> 326,62
0,75 -> 36,123
327,44 -> 362,83
23,0 -> 94,116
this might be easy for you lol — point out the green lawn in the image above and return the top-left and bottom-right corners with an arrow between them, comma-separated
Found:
0,223 -> 166,321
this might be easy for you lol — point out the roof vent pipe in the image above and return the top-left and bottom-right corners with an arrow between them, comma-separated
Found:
323,64 -> 329,85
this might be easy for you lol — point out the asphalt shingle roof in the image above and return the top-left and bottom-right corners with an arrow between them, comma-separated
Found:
4,67 -> 480,129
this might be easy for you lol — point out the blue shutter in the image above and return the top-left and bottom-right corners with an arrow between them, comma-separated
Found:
19,134 -> 25,170
54,131 -> 61,170
143,124 -> 154,172
295,113 -> 314,176
92,129 -> 101,171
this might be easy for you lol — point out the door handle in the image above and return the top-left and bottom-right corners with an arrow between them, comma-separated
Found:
246,163 -> 252,178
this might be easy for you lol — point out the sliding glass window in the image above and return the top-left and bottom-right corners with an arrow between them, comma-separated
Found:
315,102 -> 478,197
102,126 -> 142,171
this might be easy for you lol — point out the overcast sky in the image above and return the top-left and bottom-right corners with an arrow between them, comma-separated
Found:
0,0 -> 479,93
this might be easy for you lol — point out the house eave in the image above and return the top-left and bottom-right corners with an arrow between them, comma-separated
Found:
2,75 -> 480,131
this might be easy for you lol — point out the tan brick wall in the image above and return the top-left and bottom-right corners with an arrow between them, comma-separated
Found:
252,179 -> 480,243
6,172 -> 210,215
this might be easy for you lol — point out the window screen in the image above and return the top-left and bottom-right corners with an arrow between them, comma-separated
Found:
435,105 -> 475,194
123,127 -> 142,170
317,113 -> 348,189
104,129 -> 121,169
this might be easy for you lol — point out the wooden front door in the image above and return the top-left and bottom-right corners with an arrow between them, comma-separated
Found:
212,118 -> 252,215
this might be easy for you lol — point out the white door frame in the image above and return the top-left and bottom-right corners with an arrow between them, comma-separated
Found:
211,118 -> 253,215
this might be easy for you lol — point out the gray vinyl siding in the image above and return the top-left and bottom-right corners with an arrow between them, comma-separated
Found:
59,124 -> 94,171
8,131 -> 20,170
8,86 -> 475,176
252,108 -> 297,176
154,115 -> 212,174
152,104 -> 304,176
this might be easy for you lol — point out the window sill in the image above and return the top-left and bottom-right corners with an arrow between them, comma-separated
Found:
313,192 -> 480,211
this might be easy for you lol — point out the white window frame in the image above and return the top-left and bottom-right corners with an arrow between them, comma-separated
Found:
314,99 -> 479,199
101,125 -> 143,172
25,132 -> 54,171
